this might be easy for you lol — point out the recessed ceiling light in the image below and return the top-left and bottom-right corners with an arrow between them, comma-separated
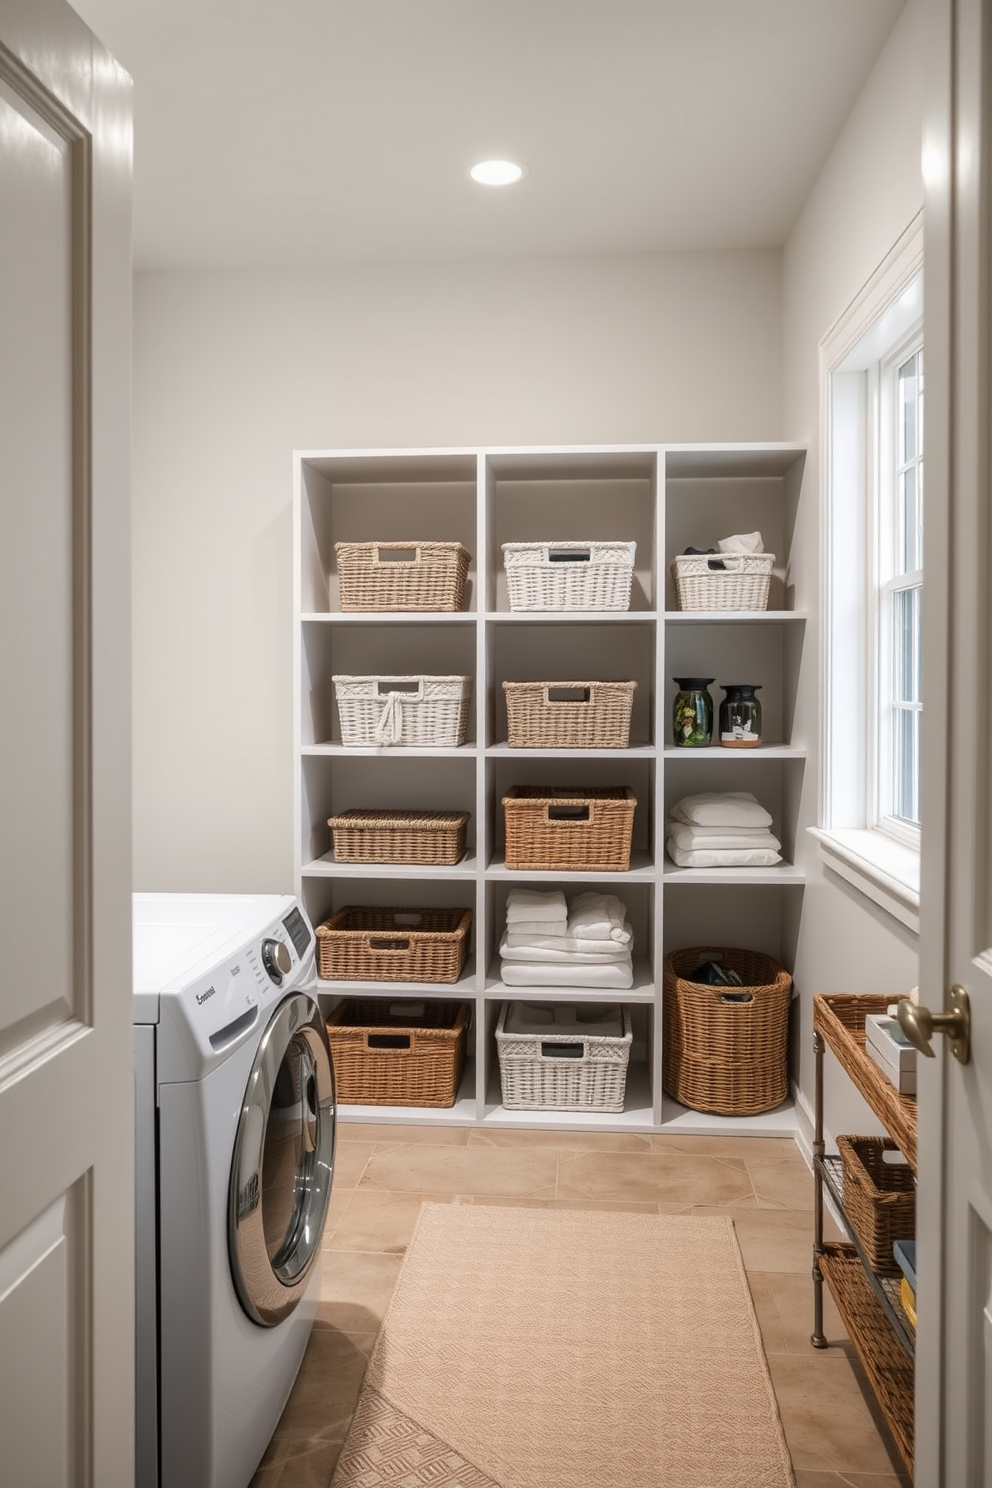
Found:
469,159 -> 527,186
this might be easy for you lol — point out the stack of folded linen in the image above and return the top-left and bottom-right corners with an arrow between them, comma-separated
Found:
666,791 -> 781,868
500,888 -> 634,988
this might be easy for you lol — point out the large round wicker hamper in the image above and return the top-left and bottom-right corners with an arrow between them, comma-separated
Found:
662,946 -> 793,1115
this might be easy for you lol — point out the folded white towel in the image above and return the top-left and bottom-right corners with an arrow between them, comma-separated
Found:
500,959 -> 634,989
666,838 -> 782,868
667,821 -> 781,853
669,791 -> 773,828
567,891 -> 630,943
503,918 -> 568,937
505,888 -> 568,926
718,531 -> 764,553
500,929 -> 634,963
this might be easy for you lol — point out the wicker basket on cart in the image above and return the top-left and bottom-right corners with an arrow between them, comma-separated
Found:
837,1135 -> 916,1274
315,906 -> 472,983
332,674 -> 472,747
502,786 -> 636,871
502,540 -> 635,611
671,551 -> 774,611
327,809 -> 470,865
334,540 -> 471,612
503,680 -> 636,749
325,997 -> 470,1106
662,945 -> 793,1114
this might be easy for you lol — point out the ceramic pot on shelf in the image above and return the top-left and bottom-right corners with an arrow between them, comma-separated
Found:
719,684 -> 762,748
672,678 -> 714,747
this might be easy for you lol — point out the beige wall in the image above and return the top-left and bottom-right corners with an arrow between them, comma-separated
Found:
782,0 -> 924,1137
132,250 -> 782,892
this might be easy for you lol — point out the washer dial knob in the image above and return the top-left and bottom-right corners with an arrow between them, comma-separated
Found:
261,937 -> 292,983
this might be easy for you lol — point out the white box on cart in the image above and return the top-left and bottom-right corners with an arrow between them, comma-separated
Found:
865,1013 -> 917,1094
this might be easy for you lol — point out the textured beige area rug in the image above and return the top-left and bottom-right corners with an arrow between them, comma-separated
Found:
330,1203 -> 795,1488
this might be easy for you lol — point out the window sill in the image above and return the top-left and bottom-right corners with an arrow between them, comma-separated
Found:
808,827 -> 920,935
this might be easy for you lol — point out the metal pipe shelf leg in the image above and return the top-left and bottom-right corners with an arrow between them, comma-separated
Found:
811,1028 -> 828,1348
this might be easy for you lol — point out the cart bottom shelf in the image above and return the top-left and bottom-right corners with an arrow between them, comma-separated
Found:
819,1242 -> 914,1478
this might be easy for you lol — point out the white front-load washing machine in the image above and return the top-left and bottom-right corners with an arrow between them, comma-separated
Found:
133,893 -> 336,1488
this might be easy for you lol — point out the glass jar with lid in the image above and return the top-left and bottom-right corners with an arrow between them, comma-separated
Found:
672,678 -> 714,747
719,684 -> 762,748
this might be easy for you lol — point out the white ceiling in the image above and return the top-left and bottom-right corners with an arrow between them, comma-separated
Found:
71,0 -> 907,271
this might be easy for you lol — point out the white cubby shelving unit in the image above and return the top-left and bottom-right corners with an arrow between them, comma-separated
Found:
294,443 -> 807,1135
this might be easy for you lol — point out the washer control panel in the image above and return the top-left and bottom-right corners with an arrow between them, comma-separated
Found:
155,896 -> 316,1081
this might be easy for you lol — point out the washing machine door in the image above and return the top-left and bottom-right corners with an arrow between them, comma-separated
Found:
228,991 -> 336,1326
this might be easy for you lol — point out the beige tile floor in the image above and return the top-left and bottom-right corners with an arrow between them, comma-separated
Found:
250,1123 -> 911,1488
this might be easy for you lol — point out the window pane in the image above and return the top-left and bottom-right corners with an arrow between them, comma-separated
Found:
892,705 -> 921,825
893,585 -> 922,704
900,464 -> 923,574
899,351 -> 920,462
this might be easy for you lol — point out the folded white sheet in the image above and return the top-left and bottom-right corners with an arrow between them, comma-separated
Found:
502,918 -> 567,937
669,791 -> 773,828
666,838 -> 782,868
500,959 -> 634,989
667,820 -> 781,852
505,888 -> 568,926
500,929 -> 634,963
566,891 -> 630,943
718,530 -> 764,553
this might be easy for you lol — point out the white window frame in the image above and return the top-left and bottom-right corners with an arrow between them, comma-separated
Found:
874,335 -> 923,847
810,214 -> 924,934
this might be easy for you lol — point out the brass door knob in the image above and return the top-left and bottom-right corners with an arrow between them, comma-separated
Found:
896,985 -> 971,1065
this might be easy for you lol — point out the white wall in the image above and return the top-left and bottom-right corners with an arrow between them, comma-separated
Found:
782,0 -> 924,1139
132,249 -> 782,891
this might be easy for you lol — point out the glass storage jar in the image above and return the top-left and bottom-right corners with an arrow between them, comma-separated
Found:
672,678 -> 714,747
719,684 -> 762,748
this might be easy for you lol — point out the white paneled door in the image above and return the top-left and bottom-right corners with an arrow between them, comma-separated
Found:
917,0 -> 992,1481
0,2 -> 132,1485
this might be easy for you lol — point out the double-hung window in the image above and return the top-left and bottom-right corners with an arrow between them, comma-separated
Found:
813,217 -> 923,932
876,338 -> 923,840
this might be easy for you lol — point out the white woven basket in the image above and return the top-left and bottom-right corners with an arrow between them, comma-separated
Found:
495,1001 -> 632,1112
332,674 -> 472,748
671,551 -> 775,611
502,540 -> 635,611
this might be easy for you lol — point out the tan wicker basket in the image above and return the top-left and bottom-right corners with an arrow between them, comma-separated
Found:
315,906 -> 472,983
502,540 -> 635,611
503,680 -> 636,749
813,994 -> 917,1168
332,674 -> 472,748
495,1001 -> 632,1112
327,809 -> 470,865
326,997 -> 470,1106
662,946 -> 793,1114
502,786 -> 636,871
837,1135 -> 916,1274
671,551 -> 774,611
819,1243 -> 914,1475
334,540 -> 471,612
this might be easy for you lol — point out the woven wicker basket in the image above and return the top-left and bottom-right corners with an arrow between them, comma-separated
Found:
495,1001 -> 632,1112
671,551 -> 775,611
502,540 -> 635,611
326,998 -> 470,1106
837,1135 -> 916,1274
503,680 -> 636,749
315,906 -> 472,983
662,946 -> 793,1114
332,674 -> 472,748
334,540 -> 471,612
327,809 -> 470,865
502,786 -> 636,871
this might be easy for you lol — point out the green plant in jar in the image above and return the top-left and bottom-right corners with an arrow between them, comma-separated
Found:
672,678 -> 714,747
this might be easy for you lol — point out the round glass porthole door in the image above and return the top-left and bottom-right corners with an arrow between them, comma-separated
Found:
229,992 -> 336,1326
